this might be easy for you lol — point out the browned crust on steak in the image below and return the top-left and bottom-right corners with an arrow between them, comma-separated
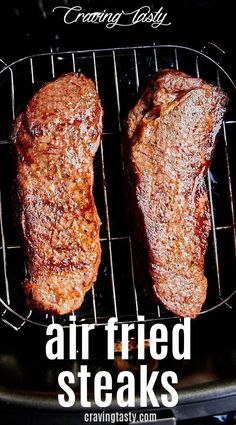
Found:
124,69 -> 228,318
11,73 -> 103,315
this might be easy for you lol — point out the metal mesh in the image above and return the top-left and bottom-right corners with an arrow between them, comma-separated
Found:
0,44 -> 235,330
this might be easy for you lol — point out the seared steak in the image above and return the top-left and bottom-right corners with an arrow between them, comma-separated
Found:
11,73 -> 103,315
125,69 -> 228,318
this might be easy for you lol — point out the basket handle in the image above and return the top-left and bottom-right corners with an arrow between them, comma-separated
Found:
201,42 -> 226,65
0,58 -> 8,72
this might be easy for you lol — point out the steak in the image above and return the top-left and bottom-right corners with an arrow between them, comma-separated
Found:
125,69 -> 228,318
11,73 -> 103,315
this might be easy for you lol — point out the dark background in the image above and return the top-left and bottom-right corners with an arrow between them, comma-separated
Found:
0,0 -> 234,62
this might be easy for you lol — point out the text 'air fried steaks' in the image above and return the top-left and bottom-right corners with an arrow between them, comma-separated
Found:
125,69 -> 228,318
11,73 -> 103,315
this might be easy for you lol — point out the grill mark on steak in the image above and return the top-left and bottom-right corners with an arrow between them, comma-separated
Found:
124,69 -> 228,318
11,73 -> 103,315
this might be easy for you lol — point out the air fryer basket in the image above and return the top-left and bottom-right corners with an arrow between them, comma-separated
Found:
0,44 -> 235,330
0,44 -> 236,420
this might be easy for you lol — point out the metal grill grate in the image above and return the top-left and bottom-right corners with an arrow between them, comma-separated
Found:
0,44 -> 235,330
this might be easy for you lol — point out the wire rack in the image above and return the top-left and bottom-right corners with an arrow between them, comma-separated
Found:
0,44 -> 235,330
